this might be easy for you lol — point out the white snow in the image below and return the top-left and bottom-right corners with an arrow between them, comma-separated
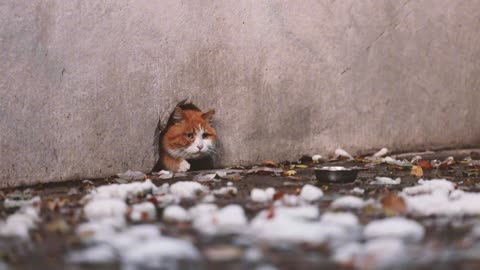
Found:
334,238 -> 407,269
351,187 -> 365,195
383,156 -> 412,167
169,181 -> 208,198
373,147 -> 389,157
193,205 -> 247,235
300,184 -> 324,202
163,205 -> 191,222
84,198 -> 128,220
402,179 -> 455,195
250,188 -> 275,203
312,154 -> 323,162
122,237 -> 200,268
404,189 -> 480,216
129,202 -> 156,222
364,217 -> 425,241
249,206 -> 350,245
213,186 -> 238,196
334,148 -> 354,160
330,196 -> 366,209
92,179 -> 157,200
155,170 -> 173,179
4,196 -> 41,209
320,212 -> 360,230
68,244 -> 117,264
0,204 -> 40,239
374,176 -> 401,185
117,170 -> 146,180
189,203 -> 218,219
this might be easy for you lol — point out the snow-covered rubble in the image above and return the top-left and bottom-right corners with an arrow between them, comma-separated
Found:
330,196 -> 370,209
400,178 -> 480,216
163,205 -> 191,222
374,176 -> 401,185
402,179 -> 455,195
249,206 -> 358,245
364,217 -> 425,242
169,181 -> 209,198
0,197 -> 41,239
193,205 -> 248,235
250,188 -> 275,203
334,238 -> 408,269
299,184 -> 323,202
129,202 -> 156,222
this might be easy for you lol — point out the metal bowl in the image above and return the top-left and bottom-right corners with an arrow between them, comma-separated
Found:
314,166 -> 363,183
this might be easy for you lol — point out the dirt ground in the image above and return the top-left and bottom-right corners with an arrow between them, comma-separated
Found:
2,149 -> 480,270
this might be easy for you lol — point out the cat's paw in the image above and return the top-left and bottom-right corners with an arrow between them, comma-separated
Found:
177,160 -> 191,172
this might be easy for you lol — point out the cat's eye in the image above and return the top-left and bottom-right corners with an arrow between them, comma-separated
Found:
185,133 -> 194,139
203,133 -> 211,139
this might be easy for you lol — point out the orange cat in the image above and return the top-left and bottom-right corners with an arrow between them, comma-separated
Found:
152,100 -> 217,172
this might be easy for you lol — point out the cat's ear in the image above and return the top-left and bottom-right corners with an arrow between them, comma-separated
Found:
172,107 -> 184,123
202,109 -> 215,122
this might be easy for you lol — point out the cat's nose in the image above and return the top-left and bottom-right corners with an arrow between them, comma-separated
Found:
197,144 -> 203,150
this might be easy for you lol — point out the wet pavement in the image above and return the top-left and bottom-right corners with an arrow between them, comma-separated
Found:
1,148 -> 480,270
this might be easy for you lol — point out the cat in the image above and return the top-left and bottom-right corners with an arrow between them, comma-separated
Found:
152,99 -> 217,172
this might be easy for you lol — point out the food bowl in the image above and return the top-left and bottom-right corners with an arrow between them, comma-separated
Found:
314,166 -> 363,183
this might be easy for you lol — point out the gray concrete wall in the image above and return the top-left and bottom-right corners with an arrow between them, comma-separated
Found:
1,0 -> 480,187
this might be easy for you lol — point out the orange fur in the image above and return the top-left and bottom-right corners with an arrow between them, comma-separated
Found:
158,104 -> 216,172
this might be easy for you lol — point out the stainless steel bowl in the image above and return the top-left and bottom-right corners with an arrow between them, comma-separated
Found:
314,166 -> 363,183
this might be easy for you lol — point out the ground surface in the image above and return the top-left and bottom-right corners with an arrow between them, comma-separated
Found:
1,149 -> 480,270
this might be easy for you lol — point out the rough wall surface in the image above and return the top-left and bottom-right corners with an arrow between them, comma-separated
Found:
1,0 -> 480,187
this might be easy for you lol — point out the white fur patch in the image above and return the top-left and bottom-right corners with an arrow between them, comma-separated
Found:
178,160 -> 191,172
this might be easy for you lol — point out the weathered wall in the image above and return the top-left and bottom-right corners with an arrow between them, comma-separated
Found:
1,0 -> 480,187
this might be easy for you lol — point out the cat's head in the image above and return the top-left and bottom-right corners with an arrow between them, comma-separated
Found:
163,104 -> 217,159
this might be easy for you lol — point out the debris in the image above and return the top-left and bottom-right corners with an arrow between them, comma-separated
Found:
380,193 -> 407,214
410,166 -> 423,177
262,160 -> 279,167
283,170 -> 297,176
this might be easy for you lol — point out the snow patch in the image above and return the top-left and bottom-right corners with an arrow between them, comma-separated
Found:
374,176 -> 401,185
300,184 -> 323,202
364,217 -> 425,241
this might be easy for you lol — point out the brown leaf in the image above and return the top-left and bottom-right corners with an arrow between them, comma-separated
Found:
410,166 -> 423,177
266,206 -> 275,219
417,159 -> 433,170
380,193 -> 407,215
273,191 -> 286,201
283,170 -> 297,176
262,160 -> 279,167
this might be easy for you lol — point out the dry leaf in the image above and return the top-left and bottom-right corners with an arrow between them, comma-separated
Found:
283,170 -> 297,176
262,160 -> 279,167
295,165 -> 308,169
380,193 -> 407,214
411,166 -> 423,177
417,159 -> 433,170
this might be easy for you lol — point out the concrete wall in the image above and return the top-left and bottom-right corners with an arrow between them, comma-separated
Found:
1,0 -> 480,187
